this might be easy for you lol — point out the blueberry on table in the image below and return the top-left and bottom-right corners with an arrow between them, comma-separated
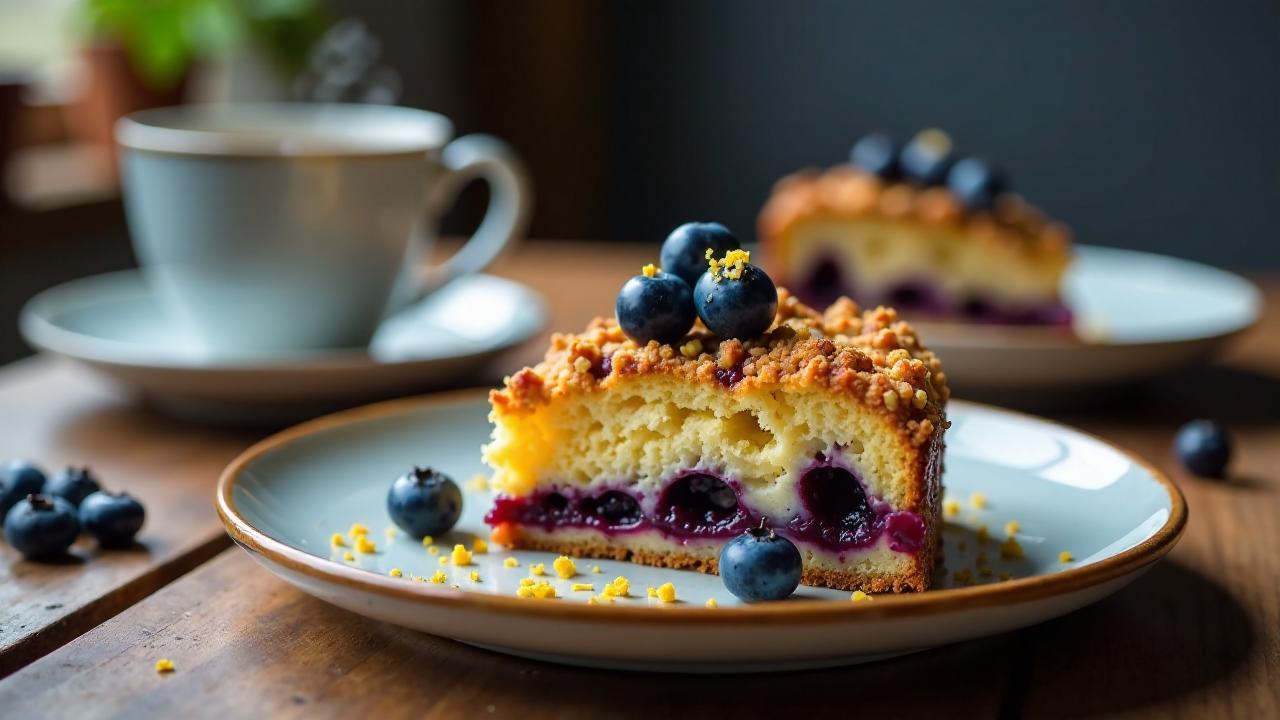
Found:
900,128 -> 955,186
947,157 -> 1010,211
0,460 -> 47,522
79,491 -> 146,547
1175,420 -> 1232,478
660,222 -> 741,288
615,265 -> 697,345
850,132 -> 900,179
387,466 -> 463,538
44,466 -> 101,508
694,250 -> 778,340
719,522 -> 803,602
4,494 -> 80,559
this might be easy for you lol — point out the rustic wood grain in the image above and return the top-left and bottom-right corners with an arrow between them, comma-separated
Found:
0,359 -> 256,677
0,550 -> 1017,719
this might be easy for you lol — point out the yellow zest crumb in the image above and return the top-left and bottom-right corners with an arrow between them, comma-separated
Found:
427,545 -> 440,555
1004,520 -> 1021,536
571,583 -> 595,592
516,581 -> 557,600
472,538 -> 488,554
1000,536 -> 1024,559
1059,550 -> 1074,563
389,568 -> 403,578
882,390 -> 899,411
348,523 -> 369,538
656,582 -> 677,603
998,571 -> 1012,581
975,525 -> 990,545
439,556 -> 450,565
466,474 -> 489,492
469,570 -> 481,582
330,533 -> 346,547
646,586 -> 657,598
850,590 -> 873,602
154,658 -> 175,674
421,535 -> 434,547
591,565 -> 602,574
587,596 -> 599,605
969,492 -> 988,510
529,563 -> 546,576
451,544 -> 473,566
384,526 -> 397,539
519,577 -> 535,587
573,356 -> 593,374
705,598 -> 718,609
943,499 -> 961,518
603,576 -> 630,597
593,593 -> 615,604
707,248 -> 751,281
680,339 -> 703,358
355,536 -> 377,554
342,551 -> 355,562
430,570 -> 448,584
641,263 -> 658,278
553,555 -> 577,579
504,557 -> 519,568
912,389 -> 928,409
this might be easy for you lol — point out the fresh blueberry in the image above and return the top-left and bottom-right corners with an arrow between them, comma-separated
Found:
849,132 -> 900,179
694,258 -> 777,340
44,466 -> 101,508
4,494 -> 80,559
1175,420 -> 1232,478
615,268 -> 697,345
659,222 -> 741,288
947,157 -> 1010,210
899,128 -> 954,185
719,523 -> 803,602
387,466 -> 463,538
79,491 -> 146,547
0,460 -> 47,522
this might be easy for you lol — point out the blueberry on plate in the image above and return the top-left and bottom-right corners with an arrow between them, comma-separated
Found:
719,522 -> 803,602
44,466 -> 101,508
899,128 -> 954,186
1175,419 -> 1232,478
849,132 -> 900,179
947,157 -> 1010,211
694,252 -> 778,340
1,460 -> 47,522
659,222 -> 741,288
387,466 -> 463,538
4,494 -> 80,559
616,266 -> 697,345
79,491 -> 146,547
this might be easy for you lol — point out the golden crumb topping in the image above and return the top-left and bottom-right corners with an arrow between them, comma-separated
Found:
490,289 -> 948,444
707,248 -> 752,281
758,165 -> 1071,260
641,263 -> 658,278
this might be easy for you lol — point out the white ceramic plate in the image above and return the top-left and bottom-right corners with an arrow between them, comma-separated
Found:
19,270 -> 546,424
217,391 -> 1185,672
917,245 -> 1260,397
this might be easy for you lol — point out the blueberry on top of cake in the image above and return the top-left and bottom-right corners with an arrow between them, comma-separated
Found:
760,129 -> 1073,326
483,231 -> 948,593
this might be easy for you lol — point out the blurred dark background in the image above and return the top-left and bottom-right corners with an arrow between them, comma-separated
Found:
1,0 -> 1278,364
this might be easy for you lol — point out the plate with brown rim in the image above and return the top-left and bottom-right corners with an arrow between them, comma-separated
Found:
216,389 -> 1185,672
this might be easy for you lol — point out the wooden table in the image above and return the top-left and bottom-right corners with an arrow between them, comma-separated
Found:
0,242 -> 1276,718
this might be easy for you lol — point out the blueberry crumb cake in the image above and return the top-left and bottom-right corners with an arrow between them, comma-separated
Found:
483,224 -> 949,593
760,129 -> 1073,326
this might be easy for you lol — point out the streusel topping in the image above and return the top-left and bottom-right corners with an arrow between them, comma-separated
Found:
490,288 -> 948,441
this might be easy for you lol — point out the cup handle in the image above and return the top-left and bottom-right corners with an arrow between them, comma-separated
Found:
416,134 -> 532,296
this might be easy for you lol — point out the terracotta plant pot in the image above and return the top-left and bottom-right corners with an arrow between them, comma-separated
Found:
68,44 -> 188,165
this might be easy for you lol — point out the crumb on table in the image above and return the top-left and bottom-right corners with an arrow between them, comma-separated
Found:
656,582 -> 677,603
553,555 -> 577,579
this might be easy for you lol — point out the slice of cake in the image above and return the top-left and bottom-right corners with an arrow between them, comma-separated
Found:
759,130 -> 1074,326
483,289 -> 948,593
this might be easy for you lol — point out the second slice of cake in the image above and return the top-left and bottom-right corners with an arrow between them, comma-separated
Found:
483,290 -> 948,592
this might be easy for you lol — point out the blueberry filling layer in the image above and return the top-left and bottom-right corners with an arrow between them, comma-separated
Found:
484,463 -> 925,554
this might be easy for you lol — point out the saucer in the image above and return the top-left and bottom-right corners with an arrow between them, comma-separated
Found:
217,391 -> 1184,672
20,270 -> 546,425
916,245 -> 1261,399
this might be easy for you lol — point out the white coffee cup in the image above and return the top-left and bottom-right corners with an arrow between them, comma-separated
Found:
116,103 -> 531,357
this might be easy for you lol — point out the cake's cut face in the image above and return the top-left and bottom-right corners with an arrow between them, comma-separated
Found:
483,291 -> 948,592
759,166 -> 1073,325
